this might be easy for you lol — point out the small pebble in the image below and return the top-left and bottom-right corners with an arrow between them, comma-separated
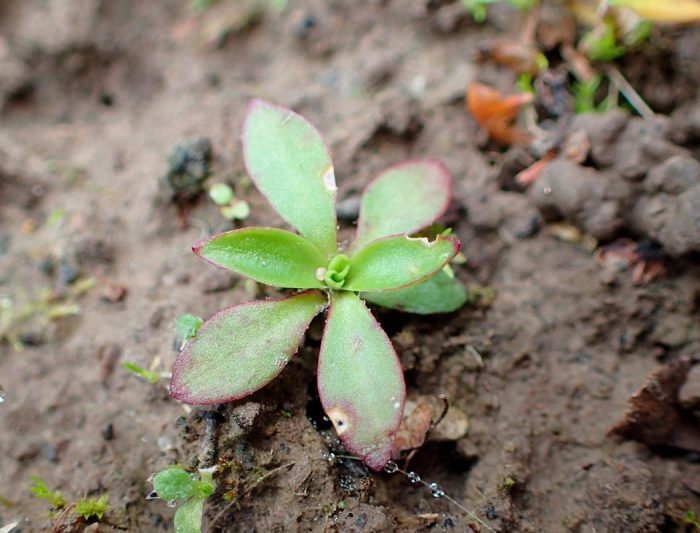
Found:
58,256 -> 80,285
336,194 -> 361,222
102,423 -> 114,441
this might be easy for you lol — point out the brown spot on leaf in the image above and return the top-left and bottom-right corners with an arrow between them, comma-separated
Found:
327,406 -> 351,436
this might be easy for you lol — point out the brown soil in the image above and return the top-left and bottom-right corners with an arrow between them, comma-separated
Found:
1,1 -> 699,532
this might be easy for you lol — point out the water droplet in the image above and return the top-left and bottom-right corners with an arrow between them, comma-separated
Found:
430,482 -> 445,498
157,436 -> 174,452
323,452 -> 336,463
166,499 -> 177,508
383,461 -> 398,474
407,471 -> 421,484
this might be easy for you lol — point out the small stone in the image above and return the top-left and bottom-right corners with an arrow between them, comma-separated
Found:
679,364 -> 700,413
18,332 -> 43,347
58,255 -> 80,285
163,138 -> 213,203
100,280 -> 128,303
455,439 -> 480,462
644,155 -> 700,195
336,194 -> 361,222
102,423 -> 114,441
220,402 -> 261,445
291,12 -> 317,40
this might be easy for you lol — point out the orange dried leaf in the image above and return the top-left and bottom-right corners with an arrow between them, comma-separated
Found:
466,82 -> 534,145
515,151 -> 556,186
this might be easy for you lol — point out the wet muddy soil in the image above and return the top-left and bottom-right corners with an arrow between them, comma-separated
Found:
1,1 -> 699,532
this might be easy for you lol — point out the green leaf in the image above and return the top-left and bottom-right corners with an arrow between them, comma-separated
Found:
352,159 -> 451,251
318,292 -> 405,471
171,291 -> 326,404
176,314 -> 204,342
152,468 -> 196,501
122,361 -> 160,384
243,100 -> 337,255
345,235 -> 459,293
194,228 -> 326,289
174,498 -> 204,533
363,269 -> 468,314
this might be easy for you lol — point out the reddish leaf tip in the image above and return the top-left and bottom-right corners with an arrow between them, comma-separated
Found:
446,235 -> 462,256
364,449 -> 393,472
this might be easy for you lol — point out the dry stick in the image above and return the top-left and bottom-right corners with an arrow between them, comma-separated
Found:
606,66 -> 655,120
388,462 -> 497,533
207,462 -> 295,529
198,412 -> 220,469
333,455 -> 497,533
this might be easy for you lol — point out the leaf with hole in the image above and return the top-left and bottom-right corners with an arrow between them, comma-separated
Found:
318,292 -> 405,470
352,159 -> 452,251
345,235 -> 460,292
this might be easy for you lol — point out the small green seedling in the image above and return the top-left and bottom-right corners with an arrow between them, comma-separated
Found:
122,361 -> 162,384
149,466 -> 216,533
208,183 -> 250,221
169,100 -> 468,470
30,477 -> 109,522
579,17 -> 625,62
460,0 -> 537,22
30,476 -> 67,509
685,510 -> 700,531
176,313 -> 205,346
572,75 -> 620,114
75,495 -> 110,520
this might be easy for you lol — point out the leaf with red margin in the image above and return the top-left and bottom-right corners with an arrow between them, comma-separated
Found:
243,99 -> 338,256
345,235 -> 460,293
171,290 -> 327,405
193,227 -> 326,289
351,159 -> 452,251
318,291 -> 405,471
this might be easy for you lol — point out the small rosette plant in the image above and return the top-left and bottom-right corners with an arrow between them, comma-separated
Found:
170,100 -> 468,470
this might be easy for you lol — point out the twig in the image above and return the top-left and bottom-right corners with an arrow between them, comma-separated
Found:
244,462 -> 295,494
207,462 -> 295,530
606,66 -> 655,120
388,462 -> 497,533
332,455 -> 497,533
